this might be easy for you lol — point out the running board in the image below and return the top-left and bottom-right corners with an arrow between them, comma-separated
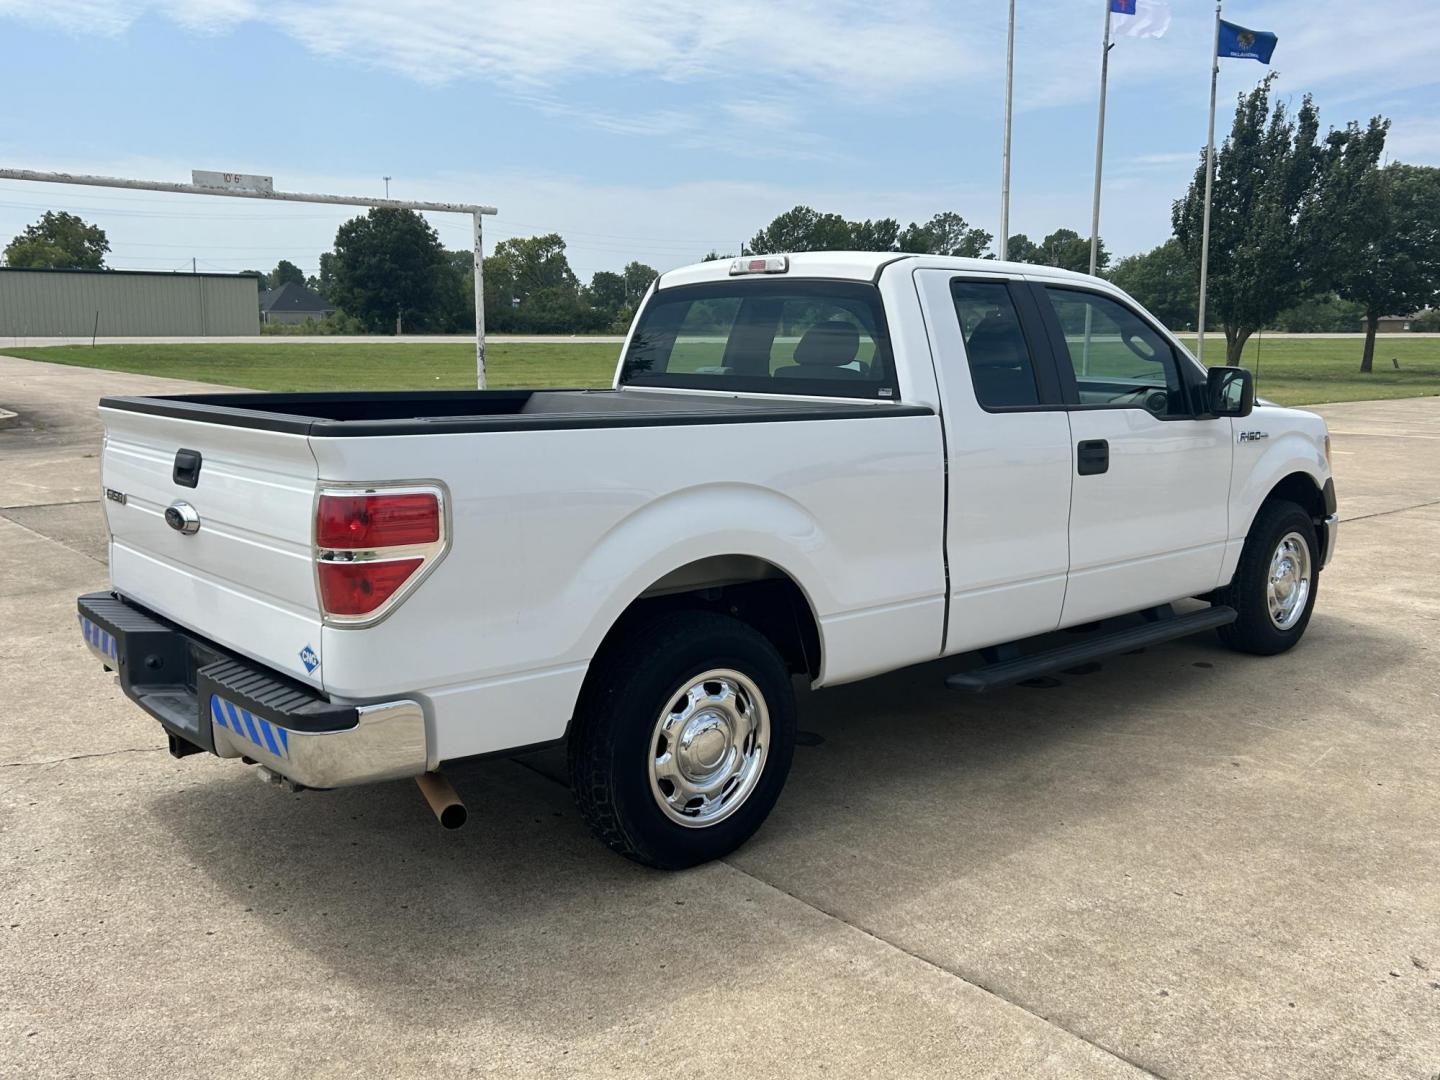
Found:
944,605 -> 1237,693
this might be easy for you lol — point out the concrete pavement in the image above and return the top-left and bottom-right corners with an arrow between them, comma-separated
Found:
1,352 -> 1437,1079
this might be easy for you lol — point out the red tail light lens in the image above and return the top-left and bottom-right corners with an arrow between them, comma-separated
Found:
316,492 -> 439,550
317,558 -> 423,616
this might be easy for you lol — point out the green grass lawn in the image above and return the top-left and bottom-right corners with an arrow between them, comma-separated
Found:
1,342 -> 621,392
1176,335 -> 1440,405
4,334 -> 1438,406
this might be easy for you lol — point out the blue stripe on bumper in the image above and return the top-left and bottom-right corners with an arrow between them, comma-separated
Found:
212,693 -> 290,760
78,613 -> 118,659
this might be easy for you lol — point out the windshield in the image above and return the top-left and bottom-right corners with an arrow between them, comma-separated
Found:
620,280 -> 897,400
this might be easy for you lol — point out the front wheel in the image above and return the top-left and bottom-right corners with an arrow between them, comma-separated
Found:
568,610 -> 797,869
1216,499 -> 1319,656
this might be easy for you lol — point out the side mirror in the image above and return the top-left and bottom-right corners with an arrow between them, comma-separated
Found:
1207,366 -> 1254,418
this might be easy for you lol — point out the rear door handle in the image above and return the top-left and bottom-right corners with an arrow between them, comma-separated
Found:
1077,439 -> 1109,476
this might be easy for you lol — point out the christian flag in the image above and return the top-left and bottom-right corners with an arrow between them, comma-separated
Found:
1109,0 -> 1171,39
1218,20 -> 1278,63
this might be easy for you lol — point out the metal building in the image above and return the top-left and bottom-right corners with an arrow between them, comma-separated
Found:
0,267 -> 260,337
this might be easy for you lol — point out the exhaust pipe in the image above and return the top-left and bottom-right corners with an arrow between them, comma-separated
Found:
415,771 -> 467,830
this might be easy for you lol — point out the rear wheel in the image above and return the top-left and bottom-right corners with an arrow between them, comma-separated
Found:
569,610 -> 797,869
1216,500 -> 1319,656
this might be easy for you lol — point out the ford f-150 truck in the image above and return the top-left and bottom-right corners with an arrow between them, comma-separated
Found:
77,252 -> 1337,868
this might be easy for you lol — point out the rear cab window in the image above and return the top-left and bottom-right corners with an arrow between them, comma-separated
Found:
620,280 -> 898,400
950,280 -> 1042,409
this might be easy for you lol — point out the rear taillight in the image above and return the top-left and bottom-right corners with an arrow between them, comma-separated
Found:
314,486 -> 446,624
318,558 -> 424,615
316,492 -> 440,549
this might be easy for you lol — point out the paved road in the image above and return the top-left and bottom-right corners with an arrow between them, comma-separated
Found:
4,333 -> 1435,349
2,353 -> 1438,1079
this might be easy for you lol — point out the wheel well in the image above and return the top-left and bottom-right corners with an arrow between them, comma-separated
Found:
594,556 -> 822,681
1263,472 -> 1325,522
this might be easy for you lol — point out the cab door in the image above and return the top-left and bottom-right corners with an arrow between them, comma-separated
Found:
914,269 -> 1074,655
1031,284 -> 1232,626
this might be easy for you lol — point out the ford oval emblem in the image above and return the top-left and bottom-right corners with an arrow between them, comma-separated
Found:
164,501 -> 201,535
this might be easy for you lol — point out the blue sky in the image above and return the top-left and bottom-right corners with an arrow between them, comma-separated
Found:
2,0 -> 1438,283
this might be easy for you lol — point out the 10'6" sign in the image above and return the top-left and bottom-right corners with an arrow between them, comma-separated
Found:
191,170 -> 274,194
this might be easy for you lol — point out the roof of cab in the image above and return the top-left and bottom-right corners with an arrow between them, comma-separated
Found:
656,251 -> 1105,290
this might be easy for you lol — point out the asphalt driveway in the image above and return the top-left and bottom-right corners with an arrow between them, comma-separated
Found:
2,353 -> 1437,1079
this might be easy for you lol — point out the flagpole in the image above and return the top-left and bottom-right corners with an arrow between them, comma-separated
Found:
999,0 -> 1016,260
1087,0 -> 1113,277
1196,0 -> 1222,365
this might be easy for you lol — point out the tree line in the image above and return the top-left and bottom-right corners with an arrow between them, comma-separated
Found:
6,77 -> 1439,369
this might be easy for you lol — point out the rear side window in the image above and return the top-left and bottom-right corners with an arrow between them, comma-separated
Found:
621,281 -> 896,399
950,280 -> 1041,408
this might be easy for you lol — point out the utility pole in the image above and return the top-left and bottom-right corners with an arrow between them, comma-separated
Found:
192,256 -> 197,273
1088,0 -> 1113,277
999,0 -> 1016,260
1196,0 -> 1223,365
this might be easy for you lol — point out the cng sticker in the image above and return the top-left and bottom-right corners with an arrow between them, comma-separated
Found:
299,644 -> 319,674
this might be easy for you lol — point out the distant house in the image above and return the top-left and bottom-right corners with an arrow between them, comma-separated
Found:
259,282 -> 336,326
1373,312 -> 1418,333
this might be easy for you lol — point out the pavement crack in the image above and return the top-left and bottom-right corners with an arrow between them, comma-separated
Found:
0,498 -> 101,512
2,746 -> 164,768
1341,496 -> 1440,524
506,757 -> 1169,1078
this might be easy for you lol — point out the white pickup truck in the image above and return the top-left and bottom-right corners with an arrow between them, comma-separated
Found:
78,252 -> 1337,868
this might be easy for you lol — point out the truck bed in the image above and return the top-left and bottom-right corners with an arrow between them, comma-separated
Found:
98,388 -> 930,436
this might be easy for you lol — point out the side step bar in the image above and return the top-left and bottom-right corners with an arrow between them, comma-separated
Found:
945,605 -> 1237,693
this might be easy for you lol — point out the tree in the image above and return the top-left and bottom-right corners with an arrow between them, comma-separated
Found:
269,259 -> 306,289
898,212 -> 992,257
1036,228 -> 1107,274
310,251 -> 339,300
1004,233 -> 1041,263
1109,239 -> 1197,330
1270,294 -> 1365,333
622,261 -> 658,303
4,211 -> 109,269
749,205 -> 994,257
586,270 -> 628,321
432,249 -> 475,333
1173,76 -> 1326,364
1412,308 -> 1440,332
329,208 -> 448,333
1329,163 -> 1440,371
239,269 -> 268,291
749,206 -> 855,253
480,234 -> 607,334
848,217 -> 901,251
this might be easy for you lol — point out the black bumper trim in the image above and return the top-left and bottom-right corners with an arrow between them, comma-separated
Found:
77,592 -> 356,756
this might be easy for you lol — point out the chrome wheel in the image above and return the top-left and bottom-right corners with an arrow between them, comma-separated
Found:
1267,531 -> 1312,630
648,668 -> 769,828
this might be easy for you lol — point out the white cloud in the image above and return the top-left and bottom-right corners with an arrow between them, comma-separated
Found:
1,0 -> 982,93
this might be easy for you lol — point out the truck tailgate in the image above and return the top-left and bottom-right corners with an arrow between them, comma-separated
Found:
100,406 -> 325,687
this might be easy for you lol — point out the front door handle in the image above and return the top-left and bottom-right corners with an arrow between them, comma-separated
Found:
1077,439 -> 1109,476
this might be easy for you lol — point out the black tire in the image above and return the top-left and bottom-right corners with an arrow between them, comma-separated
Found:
568,609 -> 797,870
1215,499 -> 1319,656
